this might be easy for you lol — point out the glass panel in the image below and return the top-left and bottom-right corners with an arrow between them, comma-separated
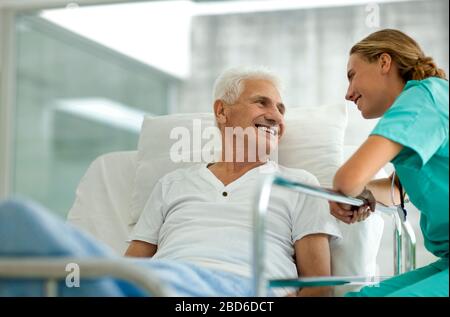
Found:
13,14 -> 178,217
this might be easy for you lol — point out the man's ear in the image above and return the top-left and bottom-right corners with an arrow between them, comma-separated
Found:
379,53 -> 393,75
214,100 -> 227,125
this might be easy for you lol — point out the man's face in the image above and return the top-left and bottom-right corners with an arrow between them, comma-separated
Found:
218,79 -> 285,161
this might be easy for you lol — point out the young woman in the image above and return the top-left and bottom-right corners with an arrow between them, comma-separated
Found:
331,29 -> 448,297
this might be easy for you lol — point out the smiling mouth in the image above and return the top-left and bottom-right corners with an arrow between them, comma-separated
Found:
255,123 -> 278,136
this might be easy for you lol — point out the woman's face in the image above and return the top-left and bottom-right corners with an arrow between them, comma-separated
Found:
345,53 -> 391,119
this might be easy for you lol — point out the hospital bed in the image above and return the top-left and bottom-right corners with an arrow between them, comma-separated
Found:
0,105 -> 416,296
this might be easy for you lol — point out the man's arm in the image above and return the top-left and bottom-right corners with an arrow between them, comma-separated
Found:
124,240 -> 157,257
294,233 -> 333,297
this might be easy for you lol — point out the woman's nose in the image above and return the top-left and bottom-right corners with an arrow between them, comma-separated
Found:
345,86 -> 355,101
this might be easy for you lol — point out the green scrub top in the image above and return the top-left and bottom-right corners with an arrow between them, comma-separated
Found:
371,77 -> 449,259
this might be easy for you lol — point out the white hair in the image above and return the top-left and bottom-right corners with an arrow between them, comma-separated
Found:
212,66 -> 282,104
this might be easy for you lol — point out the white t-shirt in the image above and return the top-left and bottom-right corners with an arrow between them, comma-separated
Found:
130,161 -> 342,291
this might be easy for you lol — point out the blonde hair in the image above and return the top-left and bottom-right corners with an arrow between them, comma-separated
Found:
350,29 -> 447,81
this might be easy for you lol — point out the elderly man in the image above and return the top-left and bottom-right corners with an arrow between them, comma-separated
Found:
0,67 -> 341,297
125,67 -> 341,297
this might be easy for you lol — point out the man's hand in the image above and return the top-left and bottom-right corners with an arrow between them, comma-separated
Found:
329,201 -> 354,224
329,188 -> 376,224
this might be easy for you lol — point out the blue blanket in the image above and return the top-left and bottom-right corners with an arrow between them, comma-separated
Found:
0,199 -> 253,297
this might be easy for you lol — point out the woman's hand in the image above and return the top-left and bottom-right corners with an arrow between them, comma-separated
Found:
351,204 -> 373,223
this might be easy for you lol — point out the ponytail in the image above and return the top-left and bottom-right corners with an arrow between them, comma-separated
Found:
411,56 -> 447,80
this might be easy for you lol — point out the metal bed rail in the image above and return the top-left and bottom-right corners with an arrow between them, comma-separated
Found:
252,173 -> 417,297
0,258 -> 174,296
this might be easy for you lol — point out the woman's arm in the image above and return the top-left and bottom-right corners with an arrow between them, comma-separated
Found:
333,135 -> 403,197
330,135 -> 403,224
366,175 -> 401,206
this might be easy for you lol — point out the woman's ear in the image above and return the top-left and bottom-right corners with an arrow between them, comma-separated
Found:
379,53 -> 393,75
214,100 -> 227,125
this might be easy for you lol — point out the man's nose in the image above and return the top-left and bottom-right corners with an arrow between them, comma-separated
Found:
265,105 -> 283,123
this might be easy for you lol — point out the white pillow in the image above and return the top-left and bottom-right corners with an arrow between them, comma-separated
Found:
130,113 -> 218,224
331,214 -> 384,295
278,104 -> 347,188
130,104 -> 347,224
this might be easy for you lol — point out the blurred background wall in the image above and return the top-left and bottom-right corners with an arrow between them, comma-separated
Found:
13,15 -> 178,215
